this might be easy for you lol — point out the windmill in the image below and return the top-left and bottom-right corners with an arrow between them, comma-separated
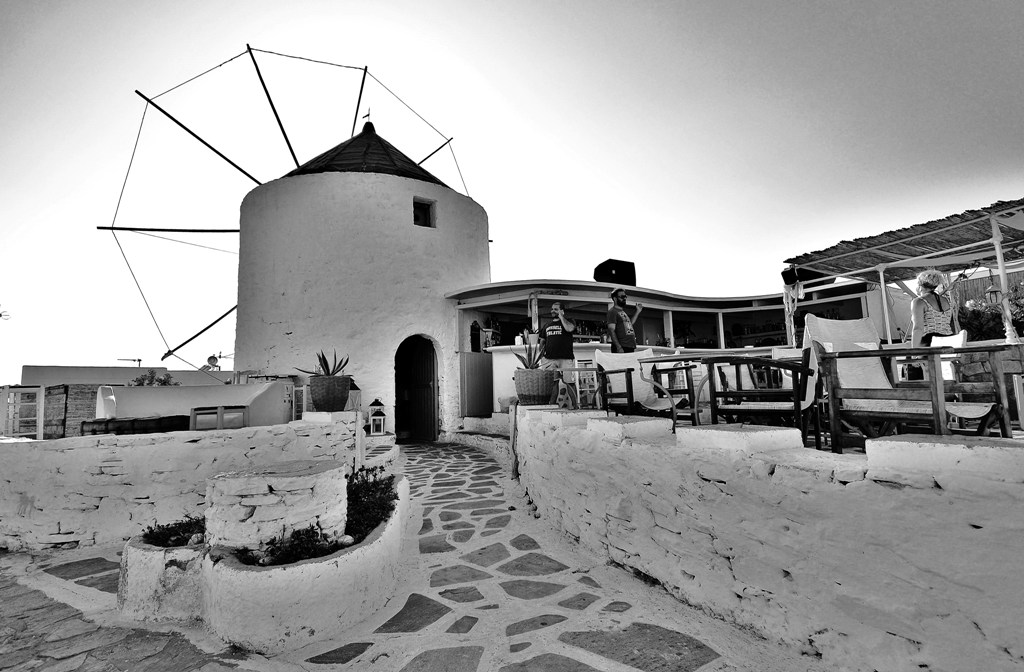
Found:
102,46 -> 467,374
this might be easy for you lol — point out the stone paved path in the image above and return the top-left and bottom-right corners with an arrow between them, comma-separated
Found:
0,442 -> 832,672
0,571 -> 240,671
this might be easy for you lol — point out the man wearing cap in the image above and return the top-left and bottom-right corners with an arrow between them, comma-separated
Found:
606,289 -> 643,353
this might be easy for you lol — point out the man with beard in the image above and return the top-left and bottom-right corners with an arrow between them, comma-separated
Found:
540,301 -> 579,408
606,288 -> 643,353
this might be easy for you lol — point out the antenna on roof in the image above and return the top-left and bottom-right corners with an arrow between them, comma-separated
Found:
0,304 -> 9,320
118,358 -> 142,366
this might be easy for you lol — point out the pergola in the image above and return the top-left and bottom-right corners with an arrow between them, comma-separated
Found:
782,197 -> 1024,345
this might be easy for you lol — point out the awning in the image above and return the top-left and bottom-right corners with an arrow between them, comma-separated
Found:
784,198 -> 1024,284
782,197 -> 1024,345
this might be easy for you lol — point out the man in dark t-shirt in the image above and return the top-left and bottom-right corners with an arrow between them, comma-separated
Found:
540,301 -> 578,408
606,288 -> 643,353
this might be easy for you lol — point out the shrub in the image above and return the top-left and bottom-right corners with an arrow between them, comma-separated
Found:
129,369 -> 180,386
345,465 -> 398,542
958,306 -> 1006,341
235,464 -> 397,567
141,514 -> 205,547
236,525 -> 338,566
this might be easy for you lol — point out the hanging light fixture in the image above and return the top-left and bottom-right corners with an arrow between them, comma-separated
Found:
985,268 -> 1003,305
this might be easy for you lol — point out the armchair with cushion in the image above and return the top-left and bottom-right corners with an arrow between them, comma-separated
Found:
593,349 -> 699,428
804,314 -> 1011,450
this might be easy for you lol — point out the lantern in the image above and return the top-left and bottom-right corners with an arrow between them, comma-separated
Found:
985,280 -> 1003,305
369,398 -> 386,436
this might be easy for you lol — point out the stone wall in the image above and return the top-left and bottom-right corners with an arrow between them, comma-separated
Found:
0,414 -> 363,552
514,408 -> 1024,672
43,385 -> 66,439
42,384 -> 98,438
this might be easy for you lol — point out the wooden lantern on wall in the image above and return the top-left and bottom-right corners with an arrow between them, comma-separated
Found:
369,398 -> 386,436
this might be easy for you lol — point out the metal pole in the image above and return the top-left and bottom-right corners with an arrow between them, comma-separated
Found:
990,217 -> 1021,344
351,66 -> 368,137
419,138 -> 453,165
135,90 -> 262,186
878,267 -> 893,343
248,44 -> 299,168
161,305 -> 238,361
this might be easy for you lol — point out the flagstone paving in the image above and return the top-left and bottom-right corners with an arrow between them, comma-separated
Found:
0,572 -> 237,671
0,441 -> 835,672
285,443 -> 834,671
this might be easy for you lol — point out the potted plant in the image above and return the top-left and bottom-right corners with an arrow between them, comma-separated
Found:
513,331 -> 555,405
297,349 -> 352,412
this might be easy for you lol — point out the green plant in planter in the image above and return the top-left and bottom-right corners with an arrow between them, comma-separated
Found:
513,333 -> 543,369
141,514 -> 205,547
296,349 -> 352,412
296,349 -> 349,377
513,330 -> 555,404
235,464 -> 397,567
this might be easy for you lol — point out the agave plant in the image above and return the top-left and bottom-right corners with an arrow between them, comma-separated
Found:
296,349 -> 349,376
513,332 -> 544,369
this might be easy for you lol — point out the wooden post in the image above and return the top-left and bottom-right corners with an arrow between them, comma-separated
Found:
824,354 -> 843,453
990,216 -> 1021,345
926,352 -> 949,435
878,267 -> 893,344
663,310 -> 674,348
989,349 -> 1012,437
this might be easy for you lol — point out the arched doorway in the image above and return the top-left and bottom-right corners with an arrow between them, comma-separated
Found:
395,336 -> 438,442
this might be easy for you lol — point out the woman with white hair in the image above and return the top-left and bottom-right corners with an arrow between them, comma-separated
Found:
910,269 -> 955,347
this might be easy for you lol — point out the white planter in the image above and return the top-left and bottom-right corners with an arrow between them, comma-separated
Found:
117,536 -> 205,622
202,477 -> 409,654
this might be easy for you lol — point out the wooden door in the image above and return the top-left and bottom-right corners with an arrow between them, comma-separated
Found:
460,352 -> 493,417
395,336 -> 438,442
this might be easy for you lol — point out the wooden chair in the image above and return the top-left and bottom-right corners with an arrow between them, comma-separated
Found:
702,350 -> 820,449
805,315 -> 1011,450
593,349 -> 699,429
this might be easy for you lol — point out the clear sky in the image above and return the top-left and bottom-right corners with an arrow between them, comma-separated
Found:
2,0 -> 1023,383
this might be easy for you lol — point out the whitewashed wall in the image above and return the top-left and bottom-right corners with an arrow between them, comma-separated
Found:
235,172 -> 489,434
0,416 -> 362,551
514,409 -> 1024,672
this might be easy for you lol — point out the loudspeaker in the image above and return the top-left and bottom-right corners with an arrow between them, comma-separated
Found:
594,259 -> 636,286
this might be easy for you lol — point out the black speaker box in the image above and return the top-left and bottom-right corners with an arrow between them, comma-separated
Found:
594,259 -> 636,286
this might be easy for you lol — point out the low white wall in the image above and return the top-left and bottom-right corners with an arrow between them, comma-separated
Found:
202,477 -> 410,654
515,408 -> 1024,672
0,414 -> 363,551
205,460 -> 349,548
96,381 -> 292,427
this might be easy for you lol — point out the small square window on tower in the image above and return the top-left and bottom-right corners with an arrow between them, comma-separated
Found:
413,198 -> 435,228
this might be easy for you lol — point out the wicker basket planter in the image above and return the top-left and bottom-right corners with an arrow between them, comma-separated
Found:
309,375 -> 352,412
514,368 -> 555,405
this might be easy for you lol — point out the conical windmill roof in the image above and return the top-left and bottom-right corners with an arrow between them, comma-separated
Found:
285,122 -> 448,187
